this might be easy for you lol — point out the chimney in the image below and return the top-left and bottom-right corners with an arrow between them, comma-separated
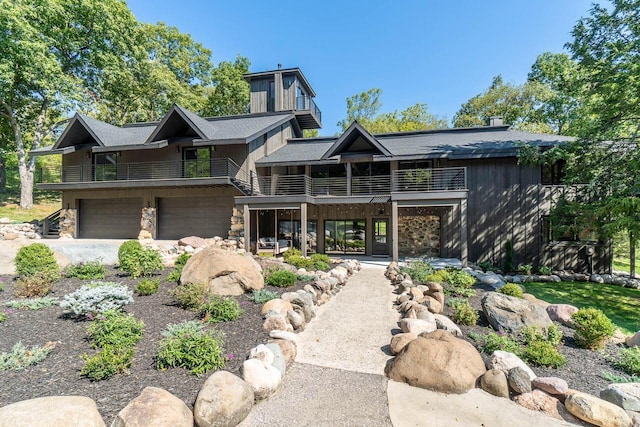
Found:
277,63 -> 282,70
488,116 -> 504,127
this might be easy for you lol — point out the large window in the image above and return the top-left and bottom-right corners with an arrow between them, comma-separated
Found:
542,160 -> 566,185
183,147 -> 212,178
324,220 -> 366,254
94,152 -> 118,181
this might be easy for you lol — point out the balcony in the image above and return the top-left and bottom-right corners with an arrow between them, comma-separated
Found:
254,167 -> 466,197
294,96 -> 322,129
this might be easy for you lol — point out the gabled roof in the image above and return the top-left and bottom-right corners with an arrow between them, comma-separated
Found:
145,104 -> 209,143
52,113 -> 145,150
321,121 -> 391,159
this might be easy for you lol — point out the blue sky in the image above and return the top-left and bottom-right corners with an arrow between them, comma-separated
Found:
127,0 -> 594,135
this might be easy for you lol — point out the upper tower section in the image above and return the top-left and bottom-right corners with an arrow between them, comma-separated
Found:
244,66 -> 321,129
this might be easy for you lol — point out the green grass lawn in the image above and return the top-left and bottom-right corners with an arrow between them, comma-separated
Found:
0,191 -> 60,223
613,257 -> 639,275
524,281 -> 640,334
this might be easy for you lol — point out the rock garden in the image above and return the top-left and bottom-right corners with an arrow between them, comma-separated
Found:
385,260 -> 640,427
0,237 -> 361,426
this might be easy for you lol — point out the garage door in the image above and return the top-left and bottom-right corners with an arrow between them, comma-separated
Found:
157,196 -> 232,240
79,198 -> 142,239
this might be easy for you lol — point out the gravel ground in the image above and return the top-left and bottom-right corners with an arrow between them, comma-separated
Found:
0,266 -> 309,422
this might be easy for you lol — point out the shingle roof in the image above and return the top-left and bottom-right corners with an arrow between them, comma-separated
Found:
199,112 -> 294,142
256,126 -> 574,165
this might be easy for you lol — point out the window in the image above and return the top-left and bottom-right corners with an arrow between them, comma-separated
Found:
542,160 -> 566,185
94,152 -> 118,181
183,147 -> 212,178
268,81 -> 275,112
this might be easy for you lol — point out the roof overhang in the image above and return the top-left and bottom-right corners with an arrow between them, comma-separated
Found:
244,68 -> 316,97
145,104 -> 208,144
30,146 -> 76,157
91,140 -> 168,153
322,121 -> 391,159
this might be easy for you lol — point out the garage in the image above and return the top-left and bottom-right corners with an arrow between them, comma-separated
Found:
157,196 -> 233,240
79,198 -> 142,239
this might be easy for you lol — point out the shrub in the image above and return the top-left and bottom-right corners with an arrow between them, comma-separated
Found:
168,253 -> 192,283
64,260 -> 106,280
282,247 -> 301,262
118,240 -> 163,278
265,269 -> 297,287
201,297 -> 243,323
602,370 -> 640,383
481,332 -> 522,355
504,240 -> 514,272
285,255 -> 314,270
156,321 -> 226,375
445,269 -> 476,288
447,298 -> 479,326
0,342 -> 55,371
517,264 -> 533,275
249,289 -> 278,304
616,347 -> 640,376
59,283 -> 133,318
424,270 -> 450,284
5,297 -> 58,310
538,265 -> 553,275
81,346 -> 134,381
86,310 -> 144,349
297,274 -> 315,282
310,253 -> 331,265
498,283 -> 524,298
14,273 -> 54,298
313,260 -> 330,271
572,308 -> 615,350
169,282 -> 207,310
521,325 -> 563,347
400,261 -> 434,284
0,312 -> 6,322
522,340 -> 566,368
477,261 -> 498,273
0,281 -> 4,292
135,278 -> 159,296
14,243 -> 59,280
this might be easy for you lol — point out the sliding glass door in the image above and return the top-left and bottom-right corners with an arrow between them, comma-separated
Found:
324,220 -> 366,254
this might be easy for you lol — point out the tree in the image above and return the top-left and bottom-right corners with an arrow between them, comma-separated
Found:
338,88 -> 447,133
453,76 -> 555,133
202,56 -> 251,117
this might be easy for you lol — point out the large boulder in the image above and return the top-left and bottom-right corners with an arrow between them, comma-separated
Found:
481,292 -> 553,333
385,330 -> 486,394
600,383 -> 640,411
112,387 -> 193,427
565,390 -> 632,427
193,371 -> 254,427
0,396 -> 105,427
546,304 -> 579,325
181,247 -> 264,296
514,390 -> 583,424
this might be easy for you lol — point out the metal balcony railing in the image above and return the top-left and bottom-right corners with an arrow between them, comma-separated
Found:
392,167 -> 467,192
296,95 -> 322,123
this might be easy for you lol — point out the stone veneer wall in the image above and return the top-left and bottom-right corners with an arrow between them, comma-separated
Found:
59,208 -> 77,238
398,214 -> 440,257
228,207 -> 244,248
139,207 -> 156,240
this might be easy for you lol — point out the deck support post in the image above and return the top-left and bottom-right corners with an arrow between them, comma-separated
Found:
392,201 -> 399,261
460,198 -> 468,267
301,203 -> 308,257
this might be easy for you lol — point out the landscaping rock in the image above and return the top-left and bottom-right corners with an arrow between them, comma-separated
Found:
261,299 -> 294,317
601,383 -> 640,411
241,358 -> 282,400
248,344 -> 275,365
480,369 -> 509,398
481,292 -> 553,333
268,330 -> 299,344
179,236 -> 208,249
0,396 -> 106,427
487,350 -> 536,381
532,377 -> 569,395
514,390 -> 582,424
565,390 -> 632,427
264,342 -> 287,376
385,330 -> 486,394
263,314 -> 291,333
610,329 -> 628,345
287,309 -> 304,330
390,332 -> 418,355
399,318 -> 437,335
522,293 -> 550,307
112,386 -> 193,427
268,339 -> 297,366
626,331 -> 640,347
433,314 -> 462,337
193,371 -> 254,427
508,366 -> 532,394
546,304 -> 578,325
181,247 -> 264,296
423,295 -> 443,314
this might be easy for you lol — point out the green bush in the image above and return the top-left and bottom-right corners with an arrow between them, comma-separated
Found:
286,255 -> 314,270
0,342 -> 54,371
297,274 -> 315,282
518,264 -> 533,275
400,261 -> 434,284
265,269 -> 297,287
521,325 -> 563,347
447,298 -> 479,325
616,347 -> 640,376
59,283 -> 133,318
477,261 -> 498,273
135,278 -> 159,296
572,308 -> 616,350
5,297 -> 58,310
249,289 -> 278,304
86,311 -> 144,349
14,273 -> 54,298
498,283 -> 524,298
504,240 -> 514,272
282,247 -> 301,262
0,312 -> 6,322
64,260 -> 106,280
201,297 -> 243,323
0,281 -> 4,292
310,253 -> 331,265
522,340 -> 566,368
81,346 -> 134,381
169,282 -> 207,310
168,253 -> 192,282
445,269 -> 476,288
14,243 -> 59,280
481,332 -> 522,355
313,260 -> 330,271
118,240 -> 163,278
538,265 -> 553,275
156,321 -> 226,375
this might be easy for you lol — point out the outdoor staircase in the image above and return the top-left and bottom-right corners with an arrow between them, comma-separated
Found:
40,209 -> 61,238
230,177 -> 255,196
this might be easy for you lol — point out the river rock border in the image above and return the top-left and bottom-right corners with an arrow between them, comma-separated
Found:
0,218 -> 41,240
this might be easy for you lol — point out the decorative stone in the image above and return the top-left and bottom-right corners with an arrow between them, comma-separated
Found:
193,371 -> 254,427
546,304 -> 579,325
481,292 -> 553,333
0,396 -> 105,427
508,366 -> 532,394
514,390 -> 581,424
532,377 -> 569,395
390,332 -> 418,355
263,315 -> 291,333
248,344 -> 275,365
400,318 -> 437,335
600,383 -> 640,411
241,358 -> 282,400
179,236 -> 208,249
268,339 -> 297,366
268,330 -> 299,344
261,299 -> 294,317
487,350 -> 536,381
112,386 -> 193,427
264,342 -> 286,376
287,310 -> 304,330
565,390 -> 632,427
480,369 -> 509,398
433,314 -> 463,337
385,330 -> 486,394
423,295 -> 443,314
626,331 -> 640,347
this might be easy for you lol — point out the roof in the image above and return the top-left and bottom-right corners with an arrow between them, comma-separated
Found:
255,125 -> 574,166
244,67 -> 316,97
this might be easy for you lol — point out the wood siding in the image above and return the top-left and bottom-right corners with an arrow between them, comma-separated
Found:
250,79 -> 269,114
157,196 -> 234,240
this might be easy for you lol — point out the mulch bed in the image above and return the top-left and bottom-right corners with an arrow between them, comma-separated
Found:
453,282 -> 631,396
0,266 -> 309,421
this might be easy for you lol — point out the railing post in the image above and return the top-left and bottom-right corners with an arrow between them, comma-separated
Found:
250,170 -> 254,195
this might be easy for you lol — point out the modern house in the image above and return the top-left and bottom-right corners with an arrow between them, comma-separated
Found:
33,67 -> 610,271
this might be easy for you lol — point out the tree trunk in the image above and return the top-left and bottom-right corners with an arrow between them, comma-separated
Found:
630,231 -> 636,278
18,163 -> 34,209
0,156 -> 5,193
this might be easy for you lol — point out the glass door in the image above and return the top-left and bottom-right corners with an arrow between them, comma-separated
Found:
324,220 -> 366,254
373,219 -> 389,255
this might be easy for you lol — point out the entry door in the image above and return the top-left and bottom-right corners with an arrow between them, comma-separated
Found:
373,219 -> 389,255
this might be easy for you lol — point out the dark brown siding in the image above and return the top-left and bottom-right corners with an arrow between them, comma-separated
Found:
157,196 -> 234,240
79,198 -> 142,239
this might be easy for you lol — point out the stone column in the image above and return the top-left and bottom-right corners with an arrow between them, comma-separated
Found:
229,207 -> 245,249
59,208 -> 77,239
138,207 -> 156,240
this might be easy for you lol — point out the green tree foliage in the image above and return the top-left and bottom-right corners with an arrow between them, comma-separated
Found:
202,56 -> 251,116
338,88 -> 447,133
